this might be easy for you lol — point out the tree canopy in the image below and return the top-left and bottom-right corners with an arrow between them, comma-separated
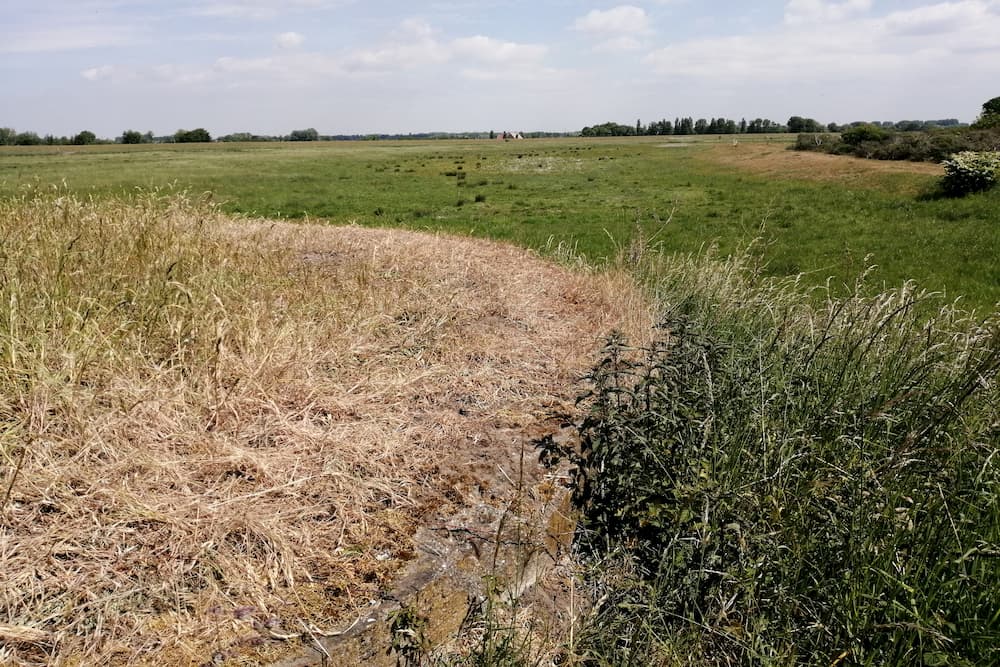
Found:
174,128 -> 212,143
72,130 -> 97,145
289,128 -> 319,141
973,96 -> 1000,129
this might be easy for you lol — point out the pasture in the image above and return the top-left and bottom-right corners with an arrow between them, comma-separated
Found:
1,137 -> 998,665
2,135 -> 997,312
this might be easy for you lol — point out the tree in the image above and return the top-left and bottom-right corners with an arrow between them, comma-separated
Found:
14,132 -> 43,145
122,130 -> 143,144
72,130 -> 96,145
787,116 -> 824,133
580,121 -> 635,137
174,128 -> 212,143
289,127 -> 319,141
841,123 -> 891,146
0,127 -> 15,145
973,96 -> 1000,129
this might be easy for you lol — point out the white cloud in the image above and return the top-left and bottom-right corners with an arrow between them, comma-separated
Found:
189,0 -> 336,19
451,36 -> 547,63
2,25 -> 136,53
784,0 -> 873,25
275,31 -> 305,49
648,1 -> 1000,80
343,21 -> 546,73
883,0 -> 998,36
572,5 -> 652,52
573,5 -> 652,34
344,40 -> 450,72
593,36 -> 643,52
459,66 -> 560,82
81,65 -> 115,81
133,19 -> 550,86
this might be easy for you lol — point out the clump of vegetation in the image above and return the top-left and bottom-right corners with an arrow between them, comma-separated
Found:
795,127 -> 1000,162
545,249 -> 999,665
941,150 -> 1000,196
793,100 -> 1000,162
972,96 -> 1000,130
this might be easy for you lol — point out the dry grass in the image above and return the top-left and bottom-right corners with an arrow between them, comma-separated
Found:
701,141 -> 943,185
0,191 -> 653,666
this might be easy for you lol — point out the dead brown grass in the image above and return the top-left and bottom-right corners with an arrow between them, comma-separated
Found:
0,193 -> 652,665
700,142 -> 943,185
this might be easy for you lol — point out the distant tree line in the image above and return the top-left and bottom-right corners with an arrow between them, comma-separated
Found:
581,116 -> 967,138
1,115 -> 980,148
0,127 -> 114,146
793,97 -> 1000,163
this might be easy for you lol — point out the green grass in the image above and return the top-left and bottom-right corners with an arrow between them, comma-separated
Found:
544,246 -> 1000,666
1,137 -> 997,312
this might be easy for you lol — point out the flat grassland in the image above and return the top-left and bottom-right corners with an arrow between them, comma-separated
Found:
2,135 -> 997,312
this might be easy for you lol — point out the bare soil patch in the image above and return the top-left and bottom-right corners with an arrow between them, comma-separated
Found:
1,201 -> 652,666
700,142 -> 943,185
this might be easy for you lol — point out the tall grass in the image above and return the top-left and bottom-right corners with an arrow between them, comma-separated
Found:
545,246 -> 999,665
0,189 -> 653,665
0,188 -> 439,663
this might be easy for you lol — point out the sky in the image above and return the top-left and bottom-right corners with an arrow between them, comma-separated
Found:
3,0 -> 999,137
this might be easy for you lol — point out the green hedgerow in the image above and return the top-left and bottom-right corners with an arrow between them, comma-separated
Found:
941,150 -> 1000,196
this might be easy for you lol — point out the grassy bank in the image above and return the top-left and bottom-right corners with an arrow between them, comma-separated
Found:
546,244 -> 999,665
2,137 -> 997,311
0,191 -> 650,665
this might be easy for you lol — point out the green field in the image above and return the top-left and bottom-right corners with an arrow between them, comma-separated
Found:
2,136 -> 997,311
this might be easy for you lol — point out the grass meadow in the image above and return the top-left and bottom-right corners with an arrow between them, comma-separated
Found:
1,135 -> 997,312
1,137 -> 998,665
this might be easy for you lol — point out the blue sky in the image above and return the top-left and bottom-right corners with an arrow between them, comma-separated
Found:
3,0 -> 999,136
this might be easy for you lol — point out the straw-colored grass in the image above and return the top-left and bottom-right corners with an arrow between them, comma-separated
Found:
701,141 -> 943,185
0,191 -> 653,666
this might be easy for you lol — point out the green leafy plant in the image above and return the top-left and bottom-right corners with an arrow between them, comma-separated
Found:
545,250 -> 1000,666
389,605 -> 431,667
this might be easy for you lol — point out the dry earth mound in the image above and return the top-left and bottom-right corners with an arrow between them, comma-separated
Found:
0,195 -> 652,665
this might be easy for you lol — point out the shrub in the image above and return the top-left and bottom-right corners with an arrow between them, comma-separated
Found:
941,150 -> 1000,196
841,123 -> 892,145
792,133 -> 841,152
545,252 -> 1000,666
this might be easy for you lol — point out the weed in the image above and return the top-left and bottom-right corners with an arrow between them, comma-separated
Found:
389,605 -> 431,667
545,248 -> 1000,665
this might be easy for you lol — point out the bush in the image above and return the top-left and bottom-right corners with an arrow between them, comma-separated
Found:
545,252 -> 1000,665
841,123 -> 892,145
793,133 -> 841,152
941,151 -> 1000,196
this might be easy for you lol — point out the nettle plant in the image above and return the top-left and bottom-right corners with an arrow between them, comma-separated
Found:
941,150 -> 1000,196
